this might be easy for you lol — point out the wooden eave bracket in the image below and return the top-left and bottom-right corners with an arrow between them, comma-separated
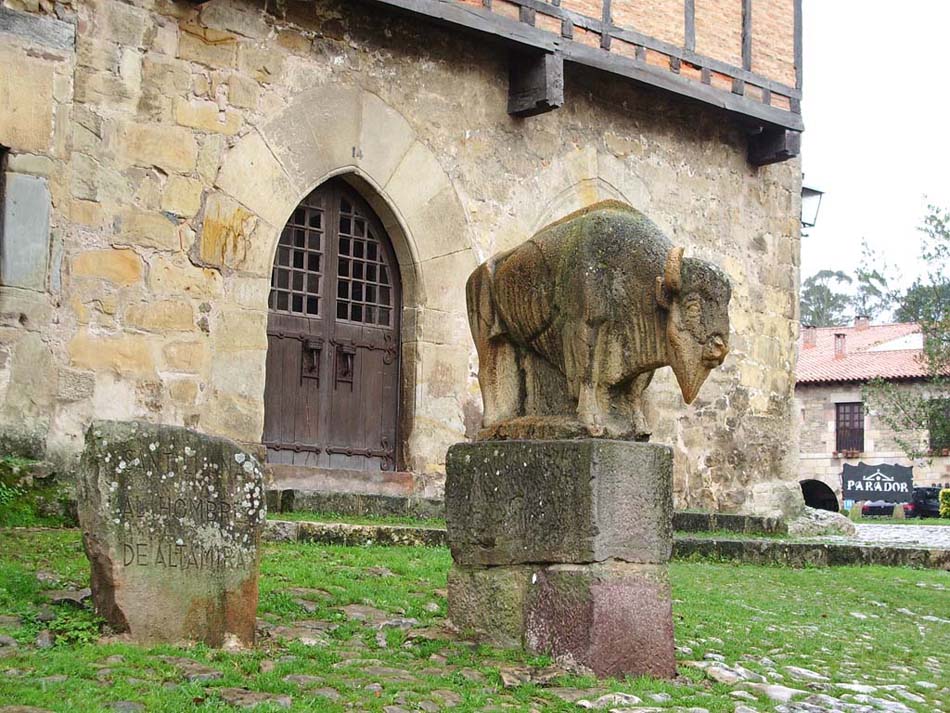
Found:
748,126 -> 801,167
508,51 -> 564,117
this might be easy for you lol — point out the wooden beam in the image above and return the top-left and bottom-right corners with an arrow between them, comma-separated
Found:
684,0 -> 695,52
742,0 -> 752,71
601,0 -> 612,49
560,40 -> 803,131
362,0 -> 558,51
794,0 -> 803,89
748,127 -> 801,166
508,51 -> 565,117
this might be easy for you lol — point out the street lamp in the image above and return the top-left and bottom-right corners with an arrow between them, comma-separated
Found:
801,184 -> 824,231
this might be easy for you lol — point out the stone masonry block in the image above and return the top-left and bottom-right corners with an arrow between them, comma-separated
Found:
116,122 -> 197,174
525,562 -> 676,679
446,440 -> 673,566
447,561 -> 676,679
447,565 -> 531,647
216,132 -> 297,228
70,248 -> 142,286
259,85 -> 360,195
1,172 -> 50,290
0,6 -> 75,52
0,48 -> 55,153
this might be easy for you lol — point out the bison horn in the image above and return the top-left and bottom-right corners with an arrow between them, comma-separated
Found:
664,246 -> 684,293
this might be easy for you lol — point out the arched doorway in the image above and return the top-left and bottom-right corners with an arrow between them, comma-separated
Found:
263,178 -> 402,472
800,479 -> 839,512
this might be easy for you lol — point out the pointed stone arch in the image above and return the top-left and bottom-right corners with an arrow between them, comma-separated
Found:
204,83 -> 476,479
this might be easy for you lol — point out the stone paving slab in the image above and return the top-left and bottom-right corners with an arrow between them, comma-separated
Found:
834,523 -> 950,549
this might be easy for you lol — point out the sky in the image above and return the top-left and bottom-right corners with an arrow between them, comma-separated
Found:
799,1 -> 950,293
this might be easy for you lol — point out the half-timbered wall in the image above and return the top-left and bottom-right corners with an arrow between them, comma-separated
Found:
434,0 -> 801,127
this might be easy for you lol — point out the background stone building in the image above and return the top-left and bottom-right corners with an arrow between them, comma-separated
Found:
797,320 -> 950,510
0,0 -> 804,515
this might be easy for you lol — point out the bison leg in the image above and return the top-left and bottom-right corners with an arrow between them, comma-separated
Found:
620,371 -> 653,440
467,262 -> 522,428
566,323 -> 609,437
477,338 -> 522,427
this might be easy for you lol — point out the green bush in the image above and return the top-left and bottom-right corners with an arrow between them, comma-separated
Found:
49,608 -> 104,646
0,455 -> 72,528
940,489 -> 950,518
0,480 -> 22,507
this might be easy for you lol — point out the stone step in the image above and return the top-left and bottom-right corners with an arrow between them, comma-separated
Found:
265,519 -> 447,548
264,490 -> 787,536
265,489 -> 444,521
263,519 -> 950,570
674,536 -> 950,570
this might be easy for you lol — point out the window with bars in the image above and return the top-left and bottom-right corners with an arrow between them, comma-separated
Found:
835,402 -> 864,453
269,202 -> 323,317
335,196 -> 393,327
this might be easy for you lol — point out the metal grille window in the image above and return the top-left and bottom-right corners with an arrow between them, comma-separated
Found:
835,402 -> 864,453
269,198 -> 324,317
335,196 -> 393,326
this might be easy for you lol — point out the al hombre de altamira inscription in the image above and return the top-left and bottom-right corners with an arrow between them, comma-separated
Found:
90,427 -> 266,575
79,421 -> 266,646
120,539 -> 250,571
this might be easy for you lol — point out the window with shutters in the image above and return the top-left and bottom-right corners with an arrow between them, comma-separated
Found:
835,402 -> 864,453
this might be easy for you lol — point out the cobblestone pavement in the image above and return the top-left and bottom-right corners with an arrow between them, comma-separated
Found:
820,524 -> 950,549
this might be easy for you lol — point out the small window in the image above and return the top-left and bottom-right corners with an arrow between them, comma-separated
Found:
929,399 -> 950,452
835,402 -> 864,453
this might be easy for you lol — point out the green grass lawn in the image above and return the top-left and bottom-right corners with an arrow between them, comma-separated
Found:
0,529 -> 946,712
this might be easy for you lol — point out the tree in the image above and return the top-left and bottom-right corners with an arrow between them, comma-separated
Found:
800,270 -> 852,327
851,240 -> 894,321
864,204 -> 950,461
895,282 -> 950,323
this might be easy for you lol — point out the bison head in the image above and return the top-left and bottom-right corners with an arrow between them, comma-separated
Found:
656,247 -> 732,404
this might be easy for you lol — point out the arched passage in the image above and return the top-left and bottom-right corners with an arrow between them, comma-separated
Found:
800,479 -> 840,512
262,178 -> 403,472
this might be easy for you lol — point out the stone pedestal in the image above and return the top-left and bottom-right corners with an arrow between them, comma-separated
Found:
446,440 -> 675,678
78,421 -> 265,647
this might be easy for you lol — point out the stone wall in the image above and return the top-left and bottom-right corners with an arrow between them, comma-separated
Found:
797,382 -> 950,498
0,0 -> 802,514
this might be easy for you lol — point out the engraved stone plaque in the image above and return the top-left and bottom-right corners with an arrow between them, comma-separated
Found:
78,421 -> 265,647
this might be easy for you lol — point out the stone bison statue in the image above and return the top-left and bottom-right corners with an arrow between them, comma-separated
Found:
466,201 -> 732,440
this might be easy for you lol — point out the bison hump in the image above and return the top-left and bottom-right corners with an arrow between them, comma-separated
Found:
491,240 -> 558,348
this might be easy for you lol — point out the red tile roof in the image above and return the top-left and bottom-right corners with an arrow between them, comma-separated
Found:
796,323 -> 931,384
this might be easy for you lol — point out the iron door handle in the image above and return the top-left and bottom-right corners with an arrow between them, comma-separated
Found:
335,344 -> 356,390
301,338 -> 323,384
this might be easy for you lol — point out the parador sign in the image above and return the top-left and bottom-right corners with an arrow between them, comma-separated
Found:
841,463 -> 913,503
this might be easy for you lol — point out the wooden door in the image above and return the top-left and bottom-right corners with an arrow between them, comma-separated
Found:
263,179 -> 401,472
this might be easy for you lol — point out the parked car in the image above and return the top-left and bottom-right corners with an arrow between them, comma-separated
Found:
860,487 -> 943,519
861,500 -> 899,518
909,486 -> 942,518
